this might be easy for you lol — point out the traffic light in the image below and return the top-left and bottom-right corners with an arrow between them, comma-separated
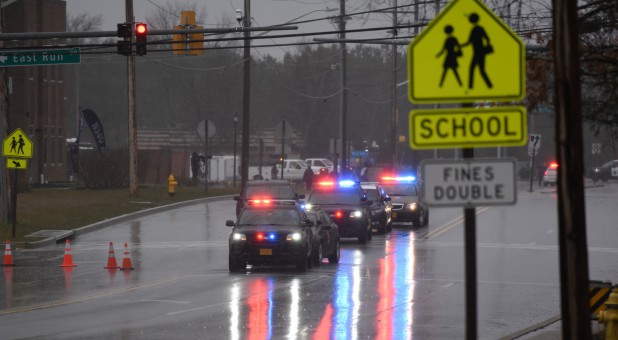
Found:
135,23 -> 148,56
116,23 -> 132,56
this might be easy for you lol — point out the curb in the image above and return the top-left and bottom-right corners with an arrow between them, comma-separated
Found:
24,195 -> 234,249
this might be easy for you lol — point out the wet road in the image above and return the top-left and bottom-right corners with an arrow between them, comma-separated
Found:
2,183 -> 618,339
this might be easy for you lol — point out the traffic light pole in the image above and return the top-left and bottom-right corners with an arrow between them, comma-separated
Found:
126,0 -> 138,197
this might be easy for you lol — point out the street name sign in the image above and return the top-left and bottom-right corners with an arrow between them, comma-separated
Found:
3,128 -> 33,158
421,158 -> 517,207
0,48 -> 81,67
6,158 -> 27,169
409,106 -> 527,149
408,0 -> 525,104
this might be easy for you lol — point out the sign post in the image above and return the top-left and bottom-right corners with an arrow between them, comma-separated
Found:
407,0 -> 526,336
2,128 -> 33,238
528,134 -> 541,192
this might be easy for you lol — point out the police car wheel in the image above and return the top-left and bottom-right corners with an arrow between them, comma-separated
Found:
423,211 -> 429,226
312,242 -> 323,266
367,220 -> 373,241
229,256 -> 244,273
358,228 -> 368,244
328,240 -> 340,264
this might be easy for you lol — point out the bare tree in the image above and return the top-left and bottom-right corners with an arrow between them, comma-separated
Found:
66,13 -> 104,45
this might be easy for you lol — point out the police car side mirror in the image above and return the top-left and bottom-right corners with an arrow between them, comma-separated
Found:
233,195 -> 240,201
226,220 -> 235,227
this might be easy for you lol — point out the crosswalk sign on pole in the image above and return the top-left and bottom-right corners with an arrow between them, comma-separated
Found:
3,128 -> 33,159
408,0 -> 525,104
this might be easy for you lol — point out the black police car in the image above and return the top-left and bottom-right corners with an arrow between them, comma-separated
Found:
304,179 -> 373,244
380,175 -> 429,227
305,209 -> 340,266
227,200 -> 314,272
234,180 -> 304,217
360,182 -> 392,234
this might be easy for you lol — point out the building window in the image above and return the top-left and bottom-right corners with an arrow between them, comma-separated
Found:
51,127 -> 55,164
43,126 -> 47,164
58,127 -> 63,163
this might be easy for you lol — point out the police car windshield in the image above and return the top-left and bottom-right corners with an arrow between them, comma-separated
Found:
381,183 -> 417,196
238,208 -> 300,225
245,185 -> 295,199
309,191 -> 361,205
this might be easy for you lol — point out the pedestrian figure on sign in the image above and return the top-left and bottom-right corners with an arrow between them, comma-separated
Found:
17,134 -> 26,154
10,137 -> 17,153
462,13 -> 493,89
303,165 -> 314,191
437,25 -> 463,87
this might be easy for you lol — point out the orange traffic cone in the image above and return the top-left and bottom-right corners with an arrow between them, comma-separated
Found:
120,242 -> 134,270
104,242 -> 119,269
59,239 -> 77,267
2,240 -> 14,266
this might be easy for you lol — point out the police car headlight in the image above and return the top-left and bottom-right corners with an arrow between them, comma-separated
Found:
407,203 -> 417,211
286,233 -> 302,241
304,203 -> 313,211
232,233 -> 246,241
349,210 -> 363,218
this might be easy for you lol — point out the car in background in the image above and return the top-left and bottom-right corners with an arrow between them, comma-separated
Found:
234,180 -> 304,217
542,162 -> 559,186
587,160 -> 618,182
379,175 -> 429,228
360,182 -> 392,234
305,209 -> 340,266
304,179 -> 374,244
227,200 -> 314,272
305,158 -> 335,175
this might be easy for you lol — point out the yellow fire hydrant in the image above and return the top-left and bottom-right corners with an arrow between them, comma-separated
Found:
598,288 -> 618,340
168,174 -> 178,197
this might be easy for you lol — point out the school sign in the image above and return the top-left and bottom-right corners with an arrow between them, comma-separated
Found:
408,0 -> 525,104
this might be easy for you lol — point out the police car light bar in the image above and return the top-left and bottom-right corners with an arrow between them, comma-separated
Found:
381,175 -> 416,182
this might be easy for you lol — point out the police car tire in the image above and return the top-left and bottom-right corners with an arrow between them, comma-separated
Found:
358,229 -> 368,244
367,220 -> 373,241
328,240 -> 340,264
424,211 -> 429,226
312,242 -> 323,266
296,255 -> 308,272
412,213 -> 422,228
229,256 -> 244,273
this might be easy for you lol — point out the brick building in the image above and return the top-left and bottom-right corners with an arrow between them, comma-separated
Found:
4,0 -> 67,183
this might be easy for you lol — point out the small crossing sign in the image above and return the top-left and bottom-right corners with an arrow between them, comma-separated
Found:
408,0 -> 525,104
3,128 -> 33,158
6,158 -> 27,169
528,134 -> 541,156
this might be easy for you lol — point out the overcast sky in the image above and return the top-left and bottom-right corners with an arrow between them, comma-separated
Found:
63,0 -> 397,58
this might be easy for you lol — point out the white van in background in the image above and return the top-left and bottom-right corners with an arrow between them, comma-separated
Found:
305,158 -> 334,174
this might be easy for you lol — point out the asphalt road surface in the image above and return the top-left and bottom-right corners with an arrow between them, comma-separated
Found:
1,182 -> 617,339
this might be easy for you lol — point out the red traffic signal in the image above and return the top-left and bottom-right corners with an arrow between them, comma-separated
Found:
135,23 -> 147,36
135,23 -> 148,56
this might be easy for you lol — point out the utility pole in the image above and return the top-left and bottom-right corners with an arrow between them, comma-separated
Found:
240,0 -> 251,189
391,0 -> 398,169
126,0 -> 138,196
339,0 -> 348,172
552,0 -> 591,338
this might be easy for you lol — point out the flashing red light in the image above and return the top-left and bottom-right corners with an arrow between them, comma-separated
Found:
317,181 -> 335,187
249,198 -> 272,205
549,162 -> 558,169
256,233 -> 265,240
334,211 -> 343,219
135,23 -> 147,35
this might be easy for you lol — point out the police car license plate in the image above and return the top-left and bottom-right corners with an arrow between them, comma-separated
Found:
259,249 -> 272,255
392,212 -> 397,218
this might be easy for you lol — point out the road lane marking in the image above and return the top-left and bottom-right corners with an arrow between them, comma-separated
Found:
418,206 -> 490,240
0,275 -> 189,315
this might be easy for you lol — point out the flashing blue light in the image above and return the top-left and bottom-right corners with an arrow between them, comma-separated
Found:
397,175 -> 416,182
338,180 -> 356,188
268,233 -> 276,240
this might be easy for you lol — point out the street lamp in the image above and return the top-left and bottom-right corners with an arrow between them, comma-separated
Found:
233,116 -> 238,188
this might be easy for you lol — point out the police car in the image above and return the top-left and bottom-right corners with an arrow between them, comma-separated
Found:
227,200 -> 314,272
360,182 -> 392,234
233,180 -> 304,217
304,179 -> 373,244
379,175 -> 429,227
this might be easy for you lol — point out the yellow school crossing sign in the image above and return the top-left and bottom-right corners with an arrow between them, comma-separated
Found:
408,0 -> 525,104
3,128 -> 33,159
